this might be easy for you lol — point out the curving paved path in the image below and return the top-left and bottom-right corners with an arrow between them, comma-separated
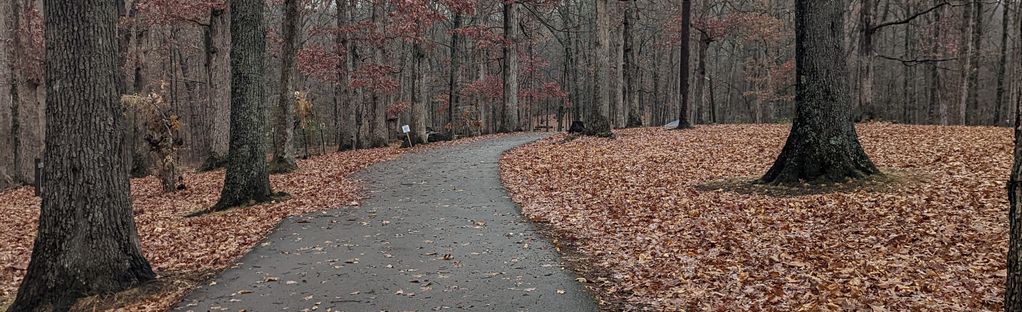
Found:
174,133 -> 597,312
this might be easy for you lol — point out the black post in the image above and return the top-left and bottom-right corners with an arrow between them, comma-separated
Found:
34,158 -> 43,196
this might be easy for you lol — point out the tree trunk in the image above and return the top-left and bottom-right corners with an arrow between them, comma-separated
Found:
411,42 -> 428,144
902,3 -> 915,124
501,1 -> 519,132
1006,70 -> 1022,310
334,0 -> 353,151
958,1 -> 974,125
760,0 -> 880,185
367,3 -> 388,147
611,9 -> 625,129
694,31 -> 710,124
213,0 -> 274,211
0,0 -> 13,189
584,0 -> 613,136
623,2 -> 641,128
448,13 -> 462,134
993,0 -> 1010,126
270,0 -> 299,174
933,1 -> 948,125
857,0 -> 877,122
675,0 -> 693,129
200,5 -> 231,170
9,0 -> 45,185
965,0 -> 982,125
9,0 -> 156,310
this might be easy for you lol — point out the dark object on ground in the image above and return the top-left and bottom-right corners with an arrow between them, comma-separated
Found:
568,121 -> 585,133
427,131 -> 453,142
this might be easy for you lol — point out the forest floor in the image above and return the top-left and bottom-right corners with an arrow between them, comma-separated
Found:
501,123 -> 1009,311
172,133 -> 595,312
0,132 -> 521,311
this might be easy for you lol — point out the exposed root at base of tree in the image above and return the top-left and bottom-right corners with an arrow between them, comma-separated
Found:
698,169 -> 924,197
186,191 -> 291,218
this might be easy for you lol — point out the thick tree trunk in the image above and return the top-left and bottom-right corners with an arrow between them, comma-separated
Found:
958,1 -> 974,125
1006,76 -> 1022,310
902,4 -> 915,124
270,0 -> 299,174
501,1 -> 519,132
585,0 -> 613,136
9,0 -> 156,310
857,0 -> 877,122
623,3 -> 641,128
200,5 -> 231,170
411,43 -> 428,144
965,0 -> 982,125
8,0 -> 45,185
0,0 -> 13,189
334,0 -> 353,151
933,1 -> 949,125
448,13 -> 462,134
760,0 -> 880,185
367,3 -> 388,148
214,0 -> 274,211
694,32 -> 710,124
994,0 -> 1010,126
611,10 -> 625,129
675,0 -> 693,129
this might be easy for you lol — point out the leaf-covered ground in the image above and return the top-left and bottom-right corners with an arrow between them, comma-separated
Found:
500,124 -> 1009,311
0,134 -> 508,311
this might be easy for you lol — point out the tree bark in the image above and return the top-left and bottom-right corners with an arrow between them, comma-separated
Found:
958,1 -> 974,125
9,0 -> 156,309
501,1 -> 519,132
334,0 -> 353,151
857,0 -> 877,122
995,0 -> 1010,126
412,42 -> 429,144
965,0 -> 982,125
200,5 -> 231,170
213,0 -> 274,211
1006,63 -> 1022,309
0,0 -> 13,189
932,1 -> 948,125
448,13 -> 462,134
367,2 -> 388,148
760,0 -> 880,185
8,0 -> 45,185
623,2 -> 641,128
584,0 -> 613,136
675,0 -> 693,129
270,0 -> 299,174
694,31 -> 710,124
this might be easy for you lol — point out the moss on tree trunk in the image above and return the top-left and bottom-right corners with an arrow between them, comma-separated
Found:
759,0 -> 880,185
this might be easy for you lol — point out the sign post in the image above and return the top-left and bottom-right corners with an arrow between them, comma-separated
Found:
401,125 -> 413,147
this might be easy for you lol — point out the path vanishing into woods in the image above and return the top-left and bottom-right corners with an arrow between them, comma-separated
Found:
174,134 -> 597,312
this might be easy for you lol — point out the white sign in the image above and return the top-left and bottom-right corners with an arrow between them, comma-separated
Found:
401,125 -> 411,133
